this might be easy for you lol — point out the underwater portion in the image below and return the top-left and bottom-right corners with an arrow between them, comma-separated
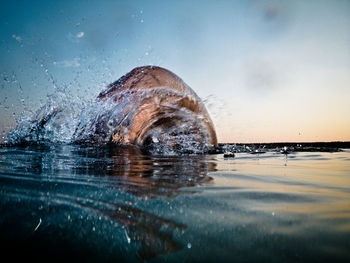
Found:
0,144 -> 349,262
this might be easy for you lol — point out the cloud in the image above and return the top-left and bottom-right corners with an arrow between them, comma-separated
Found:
53,58 -> 80,68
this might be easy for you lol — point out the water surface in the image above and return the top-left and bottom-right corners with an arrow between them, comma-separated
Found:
0,145 -> 349,262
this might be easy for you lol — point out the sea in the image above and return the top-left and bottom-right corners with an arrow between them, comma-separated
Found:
0,143 -> 349,262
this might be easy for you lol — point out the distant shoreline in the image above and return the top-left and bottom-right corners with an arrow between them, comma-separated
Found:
218,141 -> 350,152
1,141 -> 350,153
219,141 -> 350,147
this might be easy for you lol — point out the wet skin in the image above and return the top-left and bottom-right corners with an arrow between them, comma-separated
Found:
95,66 -> 217,150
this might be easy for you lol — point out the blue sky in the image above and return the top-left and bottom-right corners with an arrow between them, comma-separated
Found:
1,0 -> 350,142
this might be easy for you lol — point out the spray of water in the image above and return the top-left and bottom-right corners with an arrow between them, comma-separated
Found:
6,66 -> 217,155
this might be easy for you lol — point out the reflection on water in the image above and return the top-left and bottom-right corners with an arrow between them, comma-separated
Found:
214,151 -> 350,231
0,145 -> 349,262
0,145 -> 215,261
0,145 -> 215,197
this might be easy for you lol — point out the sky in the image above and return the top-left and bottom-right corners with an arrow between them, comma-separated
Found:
0,0 -> 349,143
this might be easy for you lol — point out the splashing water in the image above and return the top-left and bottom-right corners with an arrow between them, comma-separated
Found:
7,89 -> 80,144
6,66 -> 217,155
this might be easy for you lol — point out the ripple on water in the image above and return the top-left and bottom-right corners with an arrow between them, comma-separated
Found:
0,145 -> 350,262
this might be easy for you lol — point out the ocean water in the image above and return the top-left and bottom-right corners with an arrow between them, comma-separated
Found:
0,144 -> 349,262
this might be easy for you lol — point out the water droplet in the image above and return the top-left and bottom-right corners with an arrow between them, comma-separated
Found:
76,32 -> 84,38
187,243 -> 192,249
152,136 -> 159,143
140,19 -> 144,23
124,229 -> 131,244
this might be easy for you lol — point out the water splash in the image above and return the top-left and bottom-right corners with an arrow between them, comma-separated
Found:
7,90 -> 81,144
6,66 -> 217,155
